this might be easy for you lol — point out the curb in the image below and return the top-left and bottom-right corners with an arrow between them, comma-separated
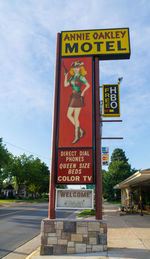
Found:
26,249 -> 39,259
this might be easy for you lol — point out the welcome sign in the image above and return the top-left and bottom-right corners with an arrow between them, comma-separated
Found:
56,189 -> 94,209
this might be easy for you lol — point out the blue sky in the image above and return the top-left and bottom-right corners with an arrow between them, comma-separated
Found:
0,0 -> 150,172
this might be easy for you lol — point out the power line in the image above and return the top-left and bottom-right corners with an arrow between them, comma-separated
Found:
3,140 -> 50,161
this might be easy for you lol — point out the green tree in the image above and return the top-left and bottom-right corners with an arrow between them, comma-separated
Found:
102,148 -> 133,201
8,154 -> 33,194
110,148 -> 128,163
102,170 -> 108,199
0,138 -> 10,188
107,161 -> 131,201
27,158 -> 49,197
8,154 -> 49,198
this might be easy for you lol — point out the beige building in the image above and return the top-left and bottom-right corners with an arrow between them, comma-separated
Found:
114,169 -> 150,213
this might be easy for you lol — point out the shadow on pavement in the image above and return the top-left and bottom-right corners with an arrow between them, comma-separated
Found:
108,247 -> 150,258
0,248 -> 28,257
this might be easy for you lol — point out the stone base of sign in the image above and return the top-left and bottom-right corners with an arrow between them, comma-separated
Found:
40,218 -> 107,255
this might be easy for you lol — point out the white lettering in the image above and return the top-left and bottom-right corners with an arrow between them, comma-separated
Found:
79,151 -> 90,156
110,102 -> 118,109
57,176 -> 80,182
79,163 -> 90,169
111,94 -> 117,102
68,169 -> 82,174
110,86 -> 117,94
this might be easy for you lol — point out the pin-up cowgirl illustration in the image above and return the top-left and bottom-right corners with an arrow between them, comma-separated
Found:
64,60 -> 90,144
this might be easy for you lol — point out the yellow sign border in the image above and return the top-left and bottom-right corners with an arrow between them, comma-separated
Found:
102,84 -> 120,117
61,28 -> 130,59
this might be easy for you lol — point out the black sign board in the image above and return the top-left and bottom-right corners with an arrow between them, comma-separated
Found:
103,84 -> 120,117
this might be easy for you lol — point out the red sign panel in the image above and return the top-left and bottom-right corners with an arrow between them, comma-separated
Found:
56,56 -> 94,184
58,57 -> 93,148
57,149 -> 93,184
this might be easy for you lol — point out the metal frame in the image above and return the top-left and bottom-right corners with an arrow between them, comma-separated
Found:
55,56 -> 95,185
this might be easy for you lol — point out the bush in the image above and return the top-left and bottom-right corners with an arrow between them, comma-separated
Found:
41,192 -> 49,200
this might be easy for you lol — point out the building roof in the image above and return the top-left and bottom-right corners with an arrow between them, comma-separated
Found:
114,168 -> 150,189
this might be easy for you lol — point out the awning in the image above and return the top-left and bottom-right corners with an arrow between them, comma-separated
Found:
114,168 -> 150,189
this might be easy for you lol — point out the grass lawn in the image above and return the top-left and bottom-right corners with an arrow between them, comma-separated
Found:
0,199 -> 21,203
77,200 -> 121,217
103,198 -> 121,204
107,201 -> 121,204
0,198 -> 48,203
77,209 -> 95,217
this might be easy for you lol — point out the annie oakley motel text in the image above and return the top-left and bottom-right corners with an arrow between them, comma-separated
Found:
63,30 -> 127,54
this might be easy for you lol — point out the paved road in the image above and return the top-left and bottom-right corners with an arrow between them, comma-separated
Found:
0,202 -> 78,258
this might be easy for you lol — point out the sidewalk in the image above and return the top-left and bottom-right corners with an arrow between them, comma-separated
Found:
105,203 -> 150,258
3,203 -> 150,259
2,235 -> 41,259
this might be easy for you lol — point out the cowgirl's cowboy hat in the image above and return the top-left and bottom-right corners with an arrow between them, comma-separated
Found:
71,60 -> 84,67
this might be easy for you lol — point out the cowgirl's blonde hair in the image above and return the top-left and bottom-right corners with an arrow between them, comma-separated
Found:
69,66 -> 87,76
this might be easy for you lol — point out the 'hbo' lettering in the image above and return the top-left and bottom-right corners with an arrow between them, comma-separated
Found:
110,94 -> 117,102
110,102 -> 118,109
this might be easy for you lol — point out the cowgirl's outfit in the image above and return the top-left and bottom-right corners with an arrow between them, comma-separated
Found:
68,74 -> 87,107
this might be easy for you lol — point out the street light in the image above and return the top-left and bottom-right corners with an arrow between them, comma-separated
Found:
118,77 -> 123,85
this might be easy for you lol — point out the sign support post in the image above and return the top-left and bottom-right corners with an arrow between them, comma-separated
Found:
95,57 -> 102,220
48,33 -> 61,219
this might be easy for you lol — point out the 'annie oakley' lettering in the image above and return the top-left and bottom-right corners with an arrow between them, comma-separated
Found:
63,30 -> 126,41
57,149 -> 93,184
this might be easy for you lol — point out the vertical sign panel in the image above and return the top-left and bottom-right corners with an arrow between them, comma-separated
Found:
56,57 -> 94,184
58,57 -> 93,148
102,146 -> 109,166
103,84 -> 120,117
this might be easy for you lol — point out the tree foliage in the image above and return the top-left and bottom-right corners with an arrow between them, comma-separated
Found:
27,157 -> 50,196
7,154 -> 50,197
110,148 -> 128,163
0,138 -> 10,187
0,137 -> 50,198
102,148 -> 134,201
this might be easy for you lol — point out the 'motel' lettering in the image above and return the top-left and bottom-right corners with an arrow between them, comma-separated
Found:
65,41 -> 126,54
